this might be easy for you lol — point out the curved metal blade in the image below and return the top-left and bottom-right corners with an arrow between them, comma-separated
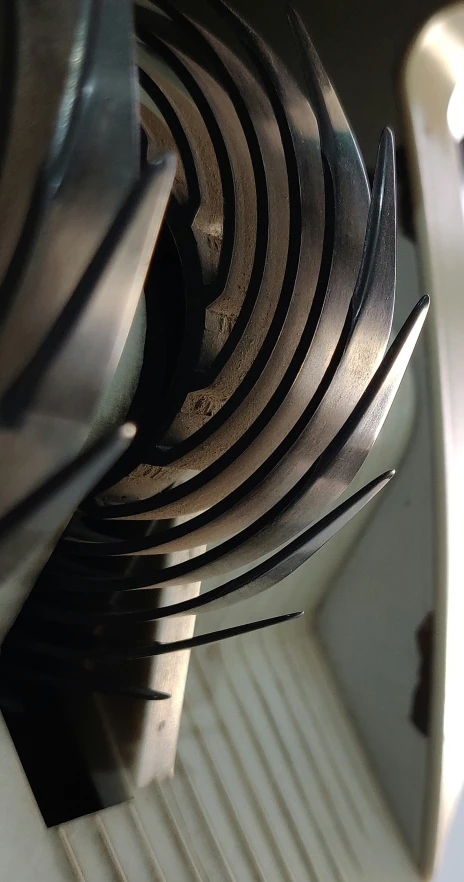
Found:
64,129 -> 393,557
46,293 -> 428,593
130,0 -> 325,475
0,0 -> 140,400
0,424 -> 137,546
32,472 -> 392,625
80,3 -> 370,524
7,612 -> 303,662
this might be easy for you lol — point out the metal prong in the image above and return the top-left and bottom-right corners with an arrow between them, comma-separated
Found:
0,0 -> 141,402
1,155 -> 175,421
0,659 -> 171,701
34,472 -> 392,625
125,611 -> 304,658
46,293 -> 426,593
7,612 -> 303,662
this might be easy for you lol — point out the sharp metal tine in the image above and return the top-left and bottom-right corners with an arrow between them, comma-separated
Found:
65,420 -> 393,564
126,473 -> 393,618
7,612 -> 303,662
0,660 -> 170,701
176,3 -> 324,386
0,16 -> 175,649
122,610 -> 304,658
137,19 -> 238,305
76,1 -> 371,526
0,155 -> 173,630
85,122 -> 393,528
1,4 -> 427,716
35,472 -> 392,625
137,47 -> 203,221
47,293 -> 427,593
63,129 -> 393,558
89,0 -> 327,517
136,24 -> 274,448
218,0 -> 396,367
286,4 -> 370,320
286,6 -> 365,168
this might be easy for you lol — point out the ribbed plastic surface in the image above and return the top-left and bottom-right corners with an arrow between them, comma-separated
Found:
57,620 -> 417,882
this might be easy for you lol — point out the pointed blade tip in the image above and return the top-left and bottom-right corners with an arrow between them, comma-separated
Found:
272,610 -> 304,625
286,5 -> 304,31
419,293 -> 430,310
379,468 -> 395,483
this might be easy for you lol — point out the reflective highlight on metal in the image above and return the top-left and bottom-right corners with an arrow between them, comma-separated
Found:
28,473 -> 393,626
0,0 -> 426,718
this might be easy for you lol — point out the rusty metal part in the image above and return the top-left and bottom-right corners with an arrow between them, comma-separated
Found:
0,0 -> 174,675
62,128 -> 392,559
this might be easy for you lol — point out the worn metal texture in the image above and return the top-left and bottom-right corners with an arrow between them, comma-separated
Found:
7,1 -> 426,697
0,0 -> 174,661
0,1 -> 426,794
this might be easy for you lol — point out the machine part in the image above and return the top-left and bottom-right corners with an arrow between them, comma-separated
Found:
0,0 -> 427,827
0,0 -> 175,642
29,473 -> 393,624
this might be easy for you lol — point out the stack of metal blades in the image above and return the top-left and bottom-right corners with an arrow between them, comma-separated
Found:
0,0 -> 427,779
0,0 -> 174,695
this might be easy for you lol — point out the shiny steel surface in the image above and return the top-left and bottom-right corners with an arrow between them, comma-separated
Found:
0,0 -> 139,398
7,612 -> 302,662
12,6 -> 426,720
0,1 -> 82,289
0,153 -> 174,634
0,0 -> 427,790
61,127 -> 395,558
82,2 -> 369,522
46,294 -> 427,594
30,473 -> 393,626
